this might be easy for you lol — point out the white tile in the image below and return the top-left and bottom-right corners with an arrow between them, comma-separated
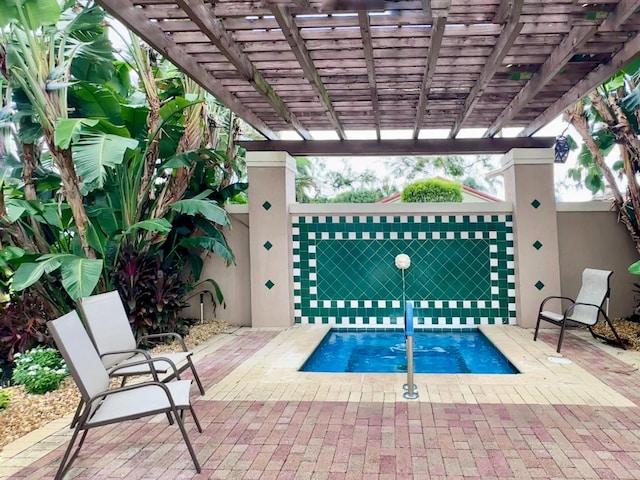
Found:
455,215 -> 463,222
301,316 -> 309,323
309,245 -> 316,253
491,300 -> 500,308
463,300 -> 471,308
392,300 -> 400,308
337,300 -> 345,308
508,303 -> 516,311
328,316 -> 336,323
491,287 -> 499,295
461,232 -> 469,239
378,300 -> 386,308
318,216 -> 326,223
435,300 -> 443,308
427,216 -> 435,223
321,232 -> 329,240
333,216 -> 340,224
368,316 -> 376,324
293,268 -> 300,276
383,316 -> 391,323
335,232 -> 343,240
481,317 -> 489,323
452,317 -> 461,325
413,216 -> 421,223
376,232 -> 384,239
474,232 -> 484,239
446,232 -> 454,239
310,300 -> 318,308
292,227 -> 299,235
341,316 -> 349,324
373,216 -> 380,223
390,232 -> 398,240
418,232 -> 426,240
350,300 -> 358,308
346,216 -> 353,223
295,309 -> 301,316
477,300 -> 486,308
507,247 -> 514,255
310,286 -> 317,294
489,244 -> 497,252
308,232 -> 316,240
294,296 -> 301,303
441,216 -> 449,223
508,275 -> 515,282
506,233 -> 514,241
490,272 -> 498,280
292,216 -> 299,223
364,300 -> 372,308
293,255 -> 300,262
507,261 -> 515,269
498,215 -> 505,222
432,232 -> 441,240
490,259 -> 498,267
359,216 -> 367,223
448,300 -> 457,308
469,215 -> 477,223
309,273 -> 317,281
348,232 -> 356,240
323,300 -> 331,308
309,259 -> 317,267
404,232 -> 412,239
362,232 -> 370,240
355,316 -> 364,325
314,316 -> 322,323
508,289 -> 515,297
489,231 -> 497,239
294,282 -> 301,291
420,300 -> 429,308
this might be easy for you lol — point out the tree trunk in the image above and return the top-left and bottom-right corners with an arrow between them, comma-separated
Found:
51,146 -> 96,259
20,142 -> 48,252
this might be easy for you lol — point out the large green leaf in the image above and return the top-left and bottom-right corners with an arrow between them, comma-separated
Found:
60,257 -> 103,300
629,260 -> 640,275
158,97 -> 201,121
12,255 -> 63,291
55,118 -> 99,149
107,61 -> 133,98
124,219 -> 172,235
121,105 -> 150,141
68,82 -> 123,124
180,236 -> 235,265
73,131 -> 138,190
0,0 -> 60,28
171,199 -> 229,226
622,83 -> 640,113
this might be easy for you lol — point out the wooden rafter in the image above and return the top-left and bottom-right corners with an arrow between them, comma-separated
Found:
493,0 -> 512,24
239,137 -> 556,156
271,5 -> 346,140
449,0 -> 524,138
412,1 -> 451,140
421,0 -> 433,22
96,0 -> 278,140
484,0 -> 640,138
358,12 -> 381,140
176,0 -> 312,140
520,33 -> 640,137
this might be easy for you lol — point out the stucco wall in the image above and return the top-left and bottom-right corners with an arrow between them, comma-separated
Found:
557,203 -> 638,319
183,208 -> 251,326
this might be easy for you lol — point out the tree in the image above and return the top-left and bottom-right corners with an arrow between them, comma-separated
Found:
564,58 -> 640,254
401,178 -> 463,203
331,188 -> 384,203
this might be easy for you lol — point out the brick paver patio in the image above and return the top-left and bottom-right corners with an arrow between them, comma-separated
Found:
2,327 -> 640,480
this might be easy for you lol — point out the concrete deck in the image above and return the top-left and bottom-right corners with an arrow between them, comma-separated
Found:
2,325 -> 640,479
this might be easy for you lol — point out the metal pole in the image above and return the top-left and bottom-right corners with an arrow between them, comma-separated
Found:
403,301 -> 418,399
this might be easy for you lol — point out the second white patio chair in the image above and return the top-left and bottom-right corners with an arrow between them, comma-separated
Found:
77,291 -> 205,395
48,311 -> 202,480
534,268 -> 626,353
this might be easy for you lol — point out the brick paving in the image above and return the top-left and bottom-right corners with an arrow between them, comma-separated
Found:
4,328 -> 640,480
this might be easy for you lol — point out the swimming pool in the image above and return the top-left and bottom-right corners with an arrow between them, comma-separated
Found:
300,330 -> 518,374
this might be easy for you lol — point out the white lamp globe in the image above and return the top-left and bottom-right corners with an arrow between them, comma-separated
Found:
395,254 -> 411,270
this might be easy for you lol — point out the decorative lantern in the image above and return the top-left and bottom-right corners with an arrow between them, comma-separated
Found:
554,135 -> 570,163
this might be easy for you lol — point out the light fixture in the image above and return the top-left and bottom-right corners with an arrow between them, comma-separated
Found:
554,135 -> 570,163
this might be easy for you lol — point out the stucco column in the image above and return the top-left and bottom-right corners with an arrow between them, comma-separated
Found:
502,148 -> 561,328
246,151 -> 296,327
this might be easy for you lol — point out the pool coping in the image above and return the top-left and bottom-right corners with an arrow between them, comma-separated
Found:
202,324 -> 636,407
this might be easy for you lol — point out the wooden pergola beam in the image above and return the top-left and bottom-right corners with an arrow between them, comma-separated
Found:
493,0 -> 512,24
239,137 -> 555,156
421,0 -> 433,22
271,5 -> 346,140
96,0 -> 278,140
484,0 -> 640,138
358,12 -> 381,140
412,2 -> 451,140
177,0 -> 312,140
520,33 -> 640,137
449,0 -> 524,138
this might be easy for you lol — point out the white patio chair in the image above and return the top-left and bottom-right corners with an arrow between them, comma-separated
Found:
534,268 -> 626,353
77,291 -> 205,395
48,311 -> 202,480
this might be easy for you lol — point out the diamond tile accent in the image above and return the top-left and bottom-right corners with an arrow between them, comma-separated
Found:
265,280 -> 275,290
262,201 -> 272,211
263,241 -> 273,251
532,240 -> 543,250
531,199 -> 541,209
535,281 -> 545,291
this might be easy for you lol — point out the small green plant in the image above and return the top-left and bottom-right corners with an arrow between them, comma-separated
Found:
12,347 -> 69,395
0,389 -> 10,410
401,178 -> 463,203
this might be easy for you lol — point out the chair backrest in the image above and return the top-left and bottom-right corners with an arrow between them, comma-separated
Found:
48,311 -> 110,402
77,291 -> 137,368
571,268 -> 612,325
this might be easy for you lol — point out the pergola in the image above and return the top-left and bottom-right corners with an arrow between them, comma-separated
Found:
97,0 -> 640,154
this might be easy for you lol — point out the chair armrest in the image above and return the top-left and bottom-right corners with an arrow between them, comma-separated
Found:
539,296 -> 575,313
109,356 -> 181,379
100,348 -> 151,360
564,302 -> 605,318
88,381 -> 178,412
137,333 -> 187,351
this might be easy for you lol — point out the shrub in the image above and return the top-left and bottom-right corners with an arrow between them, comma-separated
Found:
12,347 -> 69,395
0,389 -> 10,410
0,292 -> 53,363
401,178 -> 463,203
331,189 -> 384,203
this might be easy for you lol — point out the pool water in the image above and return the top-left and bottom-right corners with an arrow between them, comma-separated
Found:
300,330 -> 518,374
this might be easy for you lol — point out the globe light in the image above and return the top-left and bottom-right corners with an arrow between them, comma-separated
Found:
395,254 -> 411,270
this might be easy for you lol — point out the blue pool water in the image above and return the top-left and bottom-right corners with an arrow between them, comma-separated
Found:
300,330 -> 518,374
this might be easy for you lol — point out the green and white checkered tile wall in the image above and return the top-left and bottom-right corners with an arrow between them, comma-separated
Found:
292,214 -> 515,328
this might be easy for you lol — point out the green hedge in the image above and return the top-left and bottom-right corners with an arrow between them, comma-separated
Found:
401,179 -> 463,203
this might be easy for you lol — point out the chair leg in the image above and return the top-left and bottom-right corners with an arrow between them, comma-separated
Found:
589,314 -> 627,350
174,409 -> 201,473
189,405 -> 203,433
557,321 -> 567,353
188,358 -> 205,395
533,315 -> 543,341
69,399 -> 84,429
55,427 -> 89,480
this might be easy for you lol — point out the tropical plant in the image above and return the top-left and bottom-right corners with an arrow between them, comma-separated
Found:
564,58 -> 640,254
401,178 -> 463,203
12,345 -> 68,394
0,2 -> 243,336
